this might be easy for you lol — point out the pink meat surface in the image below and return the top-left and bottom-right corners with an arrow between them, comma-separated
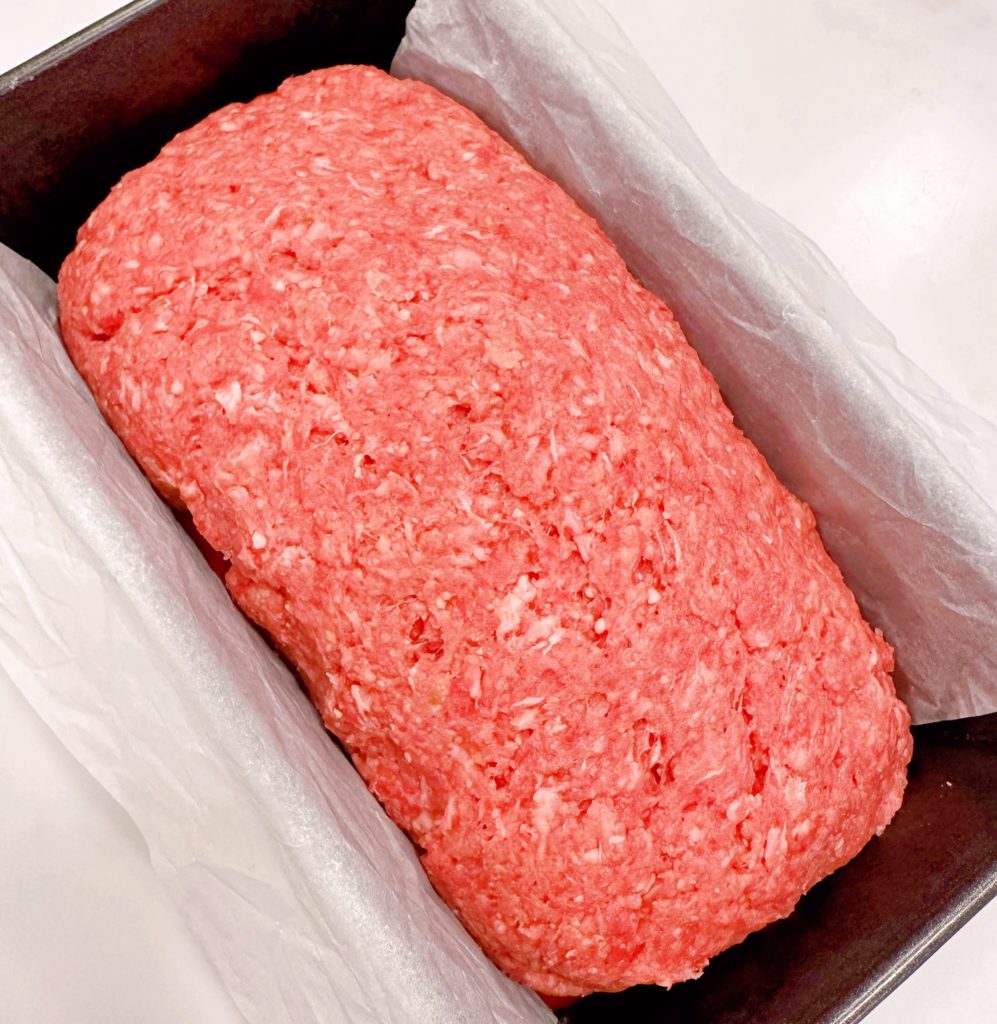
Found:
58,65 -> 912,996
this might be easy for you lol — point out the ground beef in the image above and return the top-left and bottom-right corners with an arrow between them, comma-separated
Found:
58,65 -> 912,996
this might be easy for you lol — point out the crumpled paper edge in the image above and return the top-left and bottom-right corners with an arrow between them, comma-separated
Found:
0,242 -> 552,1024
394,0 -> 997,723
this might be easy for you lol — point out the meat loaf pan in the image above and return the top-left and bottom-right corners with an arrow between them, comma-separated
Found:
1,1 -> 994,1021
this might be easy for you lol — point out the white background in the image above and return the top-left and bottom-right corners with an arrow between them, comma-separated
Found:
2,1 -> 994,1021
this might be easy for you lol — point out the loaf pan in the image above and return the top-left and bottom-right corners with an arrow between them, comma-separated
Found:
1,2 -> 994,1021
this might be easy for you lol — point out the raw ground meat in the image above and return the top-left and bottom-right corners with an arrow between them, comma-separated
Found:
58,65 -> 912,996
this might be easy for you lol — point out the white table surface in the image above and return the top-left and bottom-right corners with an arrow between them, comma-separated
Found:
1,2 -> 994,1022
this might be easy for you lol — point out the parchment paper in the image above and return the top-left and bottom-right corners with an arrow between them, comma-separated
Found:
0,243 -> 552,1024
395,0 -> 997,724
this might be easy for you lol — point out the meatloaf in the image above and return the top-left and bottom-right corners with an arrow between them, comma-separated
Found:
58,65 -> 912,996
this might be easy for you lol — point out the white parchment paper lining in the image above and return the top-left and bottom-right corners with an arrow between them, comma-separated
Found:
396,0 -> 997,724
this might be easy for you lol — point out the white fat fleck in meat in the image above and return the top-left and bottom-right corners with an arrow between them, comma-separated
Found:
784,745 -> 811,772
763,826 -> 788,870
449,246 -> 481,269
792,818 -> 813,840
726,796 -> 751,824
662,517 -> 683,568
214,380 -> 242,415
484,334 -> 524,370
532,787 -> 559,837
523,615 -> 561,647
466,663 -> 482,701
495,573 -> 536,639
512,708 -> 539,731
177,479 -> 201,504
573,531 -> 594,562
350,683 -> 374,717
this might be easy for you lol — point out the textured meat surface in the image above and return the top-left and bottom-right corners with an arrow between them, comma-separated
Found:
58,65 -> 912,996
